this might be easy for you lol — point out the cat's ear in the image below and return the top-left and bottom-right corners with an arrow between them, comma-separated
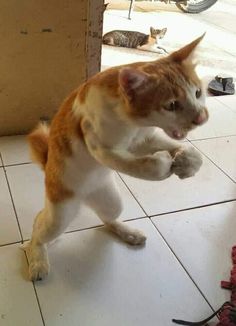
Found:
160,28 -> 167,37
150,27 -> 158,38
103,3 -> 109,12
150,27 -> 155,34
150,27 -> 167,39
170,33 -> 205,63
119,68 -> 148,98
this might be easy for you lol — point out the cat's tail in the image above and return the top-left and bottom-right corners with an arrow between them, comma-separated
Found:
28,122 -> 49,170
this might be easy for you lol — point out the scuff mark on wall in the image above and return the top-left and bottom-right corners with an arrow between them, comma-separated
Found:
41,28 -> 52,33
85,0 -> 104,79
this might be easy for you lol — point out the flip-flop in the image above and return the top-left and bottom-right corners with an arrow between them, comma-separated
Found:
208,75 -> 235,96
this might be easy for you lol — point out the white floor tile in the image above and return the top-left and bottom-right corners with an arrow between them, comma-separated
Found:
0,168 -> 21,245
0,244 -> 43,326
6,164 -> 145,240
120,150 -> 236,216
34,219 -> 212,326
6,164 -> 44,240
152,201 -> 236,309
193,136 -> 236,182
188,97 -> 236,140
0,135 -> 30,166
215,95 -> 236,113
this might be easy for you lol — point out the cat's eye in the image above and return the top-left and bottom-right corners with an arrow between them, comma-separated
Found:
165,101 -> 178,111
195,88 -> 202,98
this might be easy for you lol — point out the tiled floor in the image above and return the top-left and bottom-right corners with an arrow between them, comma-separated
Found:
0,95 -> 236,325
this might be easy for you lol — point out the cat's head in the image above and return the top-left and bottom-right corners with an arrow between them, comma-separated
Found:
150,27 -> 167,40
119,34 -> 208,140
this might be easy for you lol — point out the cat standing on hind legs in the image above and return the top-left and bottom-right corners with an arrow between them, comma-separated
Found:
24,34 -> 208,281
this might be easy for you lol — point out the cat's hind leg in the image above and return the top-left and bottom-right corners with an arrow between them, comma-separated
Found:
24,198 -> 79,281
84,172 -> 146,245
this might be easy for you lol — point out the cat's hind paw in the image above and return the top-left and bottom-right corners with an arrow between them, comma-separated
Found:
106,221 -> 146,245
29,260 -> 49,281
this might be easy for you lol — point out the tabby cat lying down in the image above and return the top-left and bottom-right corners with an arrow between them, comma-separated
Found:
103,26 -> 168,53
24,34 -> 208,281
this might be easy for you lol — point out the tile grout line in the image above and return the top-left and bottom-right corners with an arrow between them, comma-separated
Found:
190,141 -> 236,184
209,97 -> 236,111
0,240 -> 22,248
149,218 -> 216,313
64,215 -> 148,235
123,215 -> 149,223
3,161 -> 32,168
188,133 -> 236,142
32,282 -> 46,326
147,198 -> 236,219
17,217 -> 148,240
0,153 -> 24,241
215,99 -> 236,112
0,153 -> 3,167
65,224 -> 104,234
117,173 -> 148,216
23,251 -> 46,326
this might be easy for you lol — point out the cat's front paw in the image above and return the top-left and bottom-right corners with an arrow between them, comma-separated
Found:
172,146 -> 202,179
142,150 -> 173,180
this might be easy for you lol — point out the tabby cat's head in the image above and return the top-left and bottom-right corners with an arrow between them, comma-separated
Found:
150,27 -> 167,40
119,34 -> 208,140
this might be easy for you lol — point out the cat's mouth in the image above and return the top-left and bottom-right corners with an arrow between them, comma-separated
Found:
166,129 -> 188,140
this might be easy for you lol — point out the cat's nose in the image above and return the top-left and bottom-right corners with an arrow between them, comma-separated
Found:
193,108 -> 208,125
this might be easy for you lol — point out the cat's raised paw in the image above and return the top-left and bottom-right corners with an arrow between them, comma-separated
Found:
172,146 -> 202,179
141,150 -> 173,181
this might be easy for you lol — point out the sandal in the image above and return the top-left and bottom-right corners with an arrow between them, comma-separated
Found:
208,75 -> 235,96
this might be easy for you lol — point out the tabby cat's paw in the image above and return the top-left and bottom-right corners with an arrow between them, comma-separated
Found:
172,147 -> 202,179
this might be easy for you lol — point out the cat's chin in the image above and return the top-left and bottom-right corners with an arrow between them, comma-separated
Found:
165,129 -> 187,140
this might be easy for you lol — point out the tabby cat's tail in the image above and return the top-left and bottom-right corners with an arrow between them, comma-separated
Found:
28,123 -> 49,170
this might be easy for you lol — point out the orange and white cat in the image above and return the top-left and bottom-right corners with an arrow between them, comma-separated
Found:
24,35 -> 208,281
